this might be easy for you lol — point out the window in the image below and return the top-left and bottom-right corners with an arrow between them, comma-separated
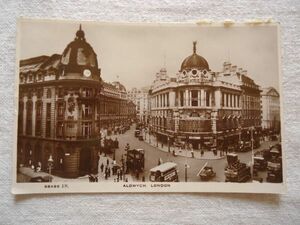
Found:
56,122 -> 64,138
46,121 -> 51,137
26,101 -> 33,135
58,88 -> 64,98
46,103 -> 51,137
82,104 -> 92,119
35,120 -> 42,136
221,93 -> 224,107
82,122 -> 92,138
226,94 -> 229,107
206,91 -> 210,107
57,102 -> 65,117
191,90 -> 198,106
18,102 -> 24,134
37,89 -> 43,99
46,89 -> 52,98
46,103 -> 51,119
82,88 -> 92,97
180,91 -> 184,107
36,102 -> 42,118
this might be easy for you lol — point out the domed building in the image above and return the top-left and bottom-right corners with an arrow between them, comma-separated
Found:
60,25 -> 100,81
17,25 -> 135,179
180,41 -> 209,72
149,42 -> 261,151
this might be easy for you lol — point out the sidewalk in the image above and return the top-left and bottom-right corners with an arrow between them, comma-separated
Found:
18,154 -> 135,183
144,134 -> 225,160
97,154 -> 135,182
18,167 -> 89,182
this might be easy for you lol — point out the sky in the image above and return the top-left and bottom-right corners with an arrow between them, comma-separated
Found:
19,19 -> 280,90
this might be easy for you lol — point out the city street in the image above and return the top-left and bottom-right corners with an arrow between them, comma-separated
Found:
110,124 -> 278,182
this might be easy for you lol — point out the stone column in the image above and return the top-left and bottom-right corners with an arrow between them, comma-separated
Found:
185,90 -> 188,106
201,89 -> 205,107
169,91 -> 175,107
215,89 -> 221,108
23,97 -> 27,135
32,97 -> 36,136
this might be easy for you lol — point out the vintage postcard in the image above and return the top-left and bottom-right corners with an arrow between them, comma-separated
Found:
12,18 -> 285,194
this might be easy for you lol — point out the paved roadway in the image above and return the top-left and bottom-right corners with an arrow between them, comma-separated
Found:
110,124 -> 276,182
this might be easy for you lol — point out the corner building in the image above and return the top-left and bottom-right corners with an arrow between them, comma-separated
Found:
149,42 -> 261,150
17,26 -> 134,178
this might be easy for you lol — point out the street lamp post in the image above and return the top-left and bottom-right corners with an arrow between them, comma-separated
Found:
249,126 -> 255,166
167,136 -> 170,153
48,155 -> 54,182
149,126 -> 151,144
185,135 -> 189,182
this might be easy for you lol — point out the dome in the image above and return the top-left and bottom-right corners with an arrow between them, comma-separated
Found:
180,41 -> 209,72
112,81 -> 126,92
61,25 -> 98,70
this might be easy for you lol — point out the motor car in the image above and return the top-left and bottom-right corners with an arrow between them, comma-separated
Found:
198,166 -> 216,181
134,130 -> 140,137
138,135 -> 144,141
30,175 -> 53,182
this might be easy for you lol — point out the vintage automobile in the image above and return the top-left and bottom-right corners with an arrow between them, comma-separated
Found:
138,134 -> 144,141
149,162 -> 179,182
197,162 -> 216,181
243,141 -> 252,152
266,146 -> 282,183
224,153 -> 251,182
30,175 -> 53,183
253,156 -> 267,171
126,148 -> 145,172
134,130 -> 140,137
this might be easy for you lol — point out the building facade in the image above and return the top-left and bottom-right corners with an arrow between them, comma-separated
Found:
127,86 -> 150,124
261,87 -> 280,132
17,26 -> 135,178
149,42 -> 261,150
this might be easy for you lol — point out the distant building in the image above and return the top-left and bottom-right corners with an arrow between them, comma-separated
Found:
17,26 -> 135,178
149,42 -> 262,150
127,86 -> 150,123
261,87 -> 280,132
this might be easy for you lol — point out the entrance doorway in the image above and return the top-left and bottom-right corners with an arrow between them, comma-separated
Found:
79,148 -> 92,175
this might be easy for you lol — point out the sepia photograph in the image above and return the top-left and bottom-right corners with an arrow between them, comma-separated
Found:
12,18 -> 285,194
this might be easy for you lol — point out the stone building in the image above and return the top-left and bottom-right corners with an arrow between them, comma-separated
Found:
261,87 -> 280,132
149,42 -> 261,150
17,26 -> 135,178
127,86 -> 150,124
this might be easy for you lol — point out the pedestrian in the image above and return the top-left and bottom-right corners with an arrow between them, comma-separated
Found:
105,169 -> 108,180
201,150 -> 204,157
142,176 -> 145,182
108,167 -> 111,177
117,169 -> 120,180
120,168 -> 123,180
191,150 -> 194,158
100,163 -> 104,173
107,158 -> 109,165
158,158 -> 161,165
125,143 -> 130,151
